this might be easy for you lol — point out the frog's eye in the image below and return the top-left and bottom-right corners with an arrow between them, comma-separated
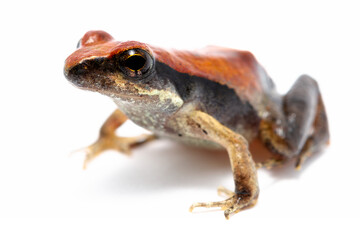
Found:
118,49 -> 154,78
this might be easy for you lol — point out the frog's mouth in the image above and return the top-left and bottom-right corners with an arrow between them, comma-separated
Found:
65,64 -> 111,92
64,61 -> 147,99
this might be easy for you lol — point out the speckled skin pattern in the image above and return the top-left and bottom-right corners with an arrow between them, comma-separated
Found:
64,31 -> 329,219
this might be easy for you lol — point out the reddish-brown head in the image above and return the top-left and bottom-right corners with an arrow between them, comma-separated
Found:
64,30 -> 153,72
64,31 -> 158,98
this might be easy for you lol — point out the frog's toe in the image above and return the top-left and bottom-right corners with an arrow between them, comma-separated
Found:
217,186 -> 235,198
189,199 -> 231,212
82,138 -> 109,169
223,197 -> 258,219
189,187 -> 258,219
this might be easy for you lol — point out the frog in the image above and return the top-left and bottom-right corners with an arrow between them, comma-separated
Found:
64,30 -> 330,219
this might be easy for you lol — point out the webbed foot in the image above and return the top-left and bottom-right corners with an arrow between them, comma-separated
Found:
82,134 -> 156,169
189,186 -> 258,219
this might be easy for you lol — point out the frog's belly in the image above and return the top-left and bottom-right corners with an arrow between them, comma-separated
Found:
159,132 -> 224,149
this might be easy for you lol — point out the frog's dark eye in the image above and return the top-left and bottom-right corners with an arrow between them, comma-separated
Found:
124,54 -> 146,71
118,49 -> 154,78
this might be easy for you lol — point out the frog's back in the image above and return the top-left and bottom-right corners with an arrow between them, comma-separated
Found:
151,45 -> 275,105
151,46 -> 277,142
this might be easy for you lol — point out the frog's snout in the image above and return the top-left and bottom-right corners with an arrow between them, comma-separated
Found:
64,31 -> 116,82
64,57 -> 116,94
63,63 -> 87,88
64,60 -> 96,89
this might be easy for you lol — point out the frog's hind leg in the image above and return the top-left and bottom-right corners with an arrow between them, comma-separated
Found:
80,109 -> 156,169
261,75 -> 330,169
293,89 -> 329,169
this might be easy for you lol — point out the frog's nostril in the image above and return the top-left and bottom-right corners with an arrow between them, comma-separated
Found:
81,30 -> 114,47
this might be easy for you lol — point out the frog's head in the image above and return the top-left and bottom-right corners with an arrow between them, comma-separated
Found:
64,30 -> 183,111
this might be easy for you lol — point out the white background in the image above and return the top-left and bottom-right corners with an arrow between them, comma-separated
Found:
1,0 -> 359,239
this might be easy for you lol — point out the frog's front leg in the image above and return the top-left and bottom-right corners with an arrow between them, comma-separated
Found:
82,109 -> 156,169
185,111 -> 259,219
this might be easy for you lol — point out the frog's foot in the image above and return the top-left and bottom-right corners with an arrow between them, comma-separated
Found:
189,186 -> 258,220
82,134 -> 156,169
256,158 -> 285,169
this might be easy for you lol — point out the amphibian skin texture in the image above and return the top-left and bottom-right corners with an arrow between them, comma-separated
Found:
64,30 -> 330,219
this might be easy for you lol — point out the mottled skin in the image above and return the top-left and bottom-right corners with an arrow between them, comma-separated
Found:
64,30 -> 329,219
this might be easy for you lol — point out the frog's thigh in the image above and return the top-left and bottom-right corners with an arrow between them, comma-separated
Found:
186,111 -> 259,218
82,109 -> 156,169
262,75 -> 330,169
